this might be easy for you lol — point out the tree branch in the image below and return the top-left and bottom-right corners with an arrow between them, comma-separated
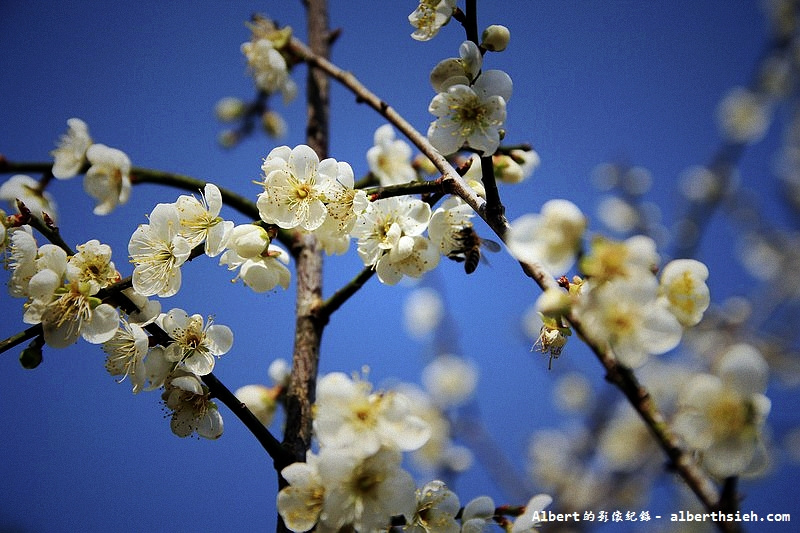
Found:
280,0 -> 329,472
202,372 -> 294,471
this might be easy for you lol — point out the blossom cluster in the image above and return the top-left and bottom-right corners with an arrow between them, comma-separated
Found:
0,118 -> 133,221
253,140 -> 535,285
276,370 -> 552,532
241,15 -> 297,103
506,199 -> 711,371
3,218 -> 234,439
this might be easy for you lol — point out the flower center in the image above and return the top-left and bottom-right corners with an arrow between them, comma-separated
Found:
708,391 -> 752,439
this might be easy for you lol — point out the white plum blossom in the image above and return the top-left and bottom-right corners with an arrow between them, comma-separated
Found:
121,287 -> 162,325
481,24 -> 511,52
103,320 -> 149,393
580,234 -> 660,284
219,246 -> 291,292
394,385 -> 471,474
374,235 -> 440,285
235,384 -> 279,426
403,287 -> 445,338
313,158 -> 368,255
352,196 -> 436,284
51,118 -> 92,179
24,243 -> 119,348
68,239 -> 120,289
460,496 -> 495,533
511,494 -> 552,533
0,214 -> 6,253
7,225 -> 39,297
162,371 -> 223,439
367,125 -> 417,186
673,344 -> 771,477
277,454 -> 326,532
429,41 -> 483,93
160,308 -> 233,376
576,276 -> 683,368
128,203 -> 192,297
404,480 -> 460,533
493,148 -> 540,184
142,346 -> 174,392
507,199 -> 587,274
269,358 -> 292,385
409,0 -> 457,41
313,372 -> 431,457
422,354 -> 478,408
0,174 -> 58,222
316,447 -> 417,532
84,143 -> 131,215
717,86 -> 771,144
596,404 -> 658,472
257,144 -> 338,231
658,258 -> 711,327
428,68 -> 512,156
241,35 -> 297,102
175,183 -> 233,257
219,225 -> 291,292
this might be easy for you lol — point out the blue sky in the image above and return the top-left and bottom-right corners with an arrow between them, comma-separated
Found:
1,1 -> 798,532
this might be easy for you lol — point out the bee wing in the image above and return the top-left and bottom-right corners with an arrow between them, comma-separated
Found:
481,239 -> 502,253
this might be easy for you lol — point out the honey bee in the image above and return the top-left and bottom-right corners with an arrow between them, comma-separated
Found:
446,226 -> 501,274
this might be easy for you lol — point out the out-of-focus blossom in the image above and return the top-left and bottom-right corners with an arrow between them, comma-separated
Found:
84,143 -> 131,215
579,235 -> 659,284
235,384 -> 279,426
673,344 -> 771,477
576,276 -> 682,368
316,447 -> 417,532
716,86 -> 771,144
51,118 -> 92,179
0,174 -> 58,222
367,125 -> 417,186
313,372 -> 431,456
422,354 -> 478,408
658,259 -> 711,327
403,287 -> 444,338
507,199 -> 586,275
511,494 -> 552,533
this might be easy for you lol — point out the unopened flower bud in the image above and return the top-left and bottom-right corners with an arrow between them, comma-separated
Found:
481,24 -> 510,52
261,110 -> 287,138
218,130 -> 239,149
493,154 -> 524,184
413,154 -> 437,176
214,97 -> 246,122
229,224 -> 270,258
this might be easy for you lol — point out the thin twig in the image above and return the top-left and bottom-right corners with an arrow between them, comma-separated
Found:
202,372 -> 294,471
317,266 -> 375,324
